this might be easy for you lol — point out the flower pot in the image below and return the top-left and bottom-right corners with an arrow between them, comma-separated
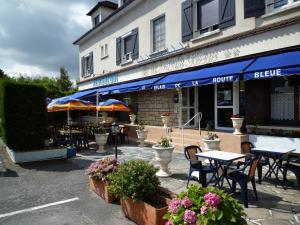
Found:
120,195 -> 170,225
152,145 -> 175,177
94,133 -> 109,152
136,130 -> 148,147
231,117 -> 244,135
161,116 -> 170,128
129,114 -> 136,125
203,139 -> 221,151
88,177 -> 117,203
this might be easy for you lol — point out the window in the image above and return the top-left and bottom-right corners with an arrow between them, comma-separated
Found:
81,52 -> 93,77
197,0 -> 219,34
101,44 -> 108,59
94,15 -> 99,26
266,0 -> 300,13
152,16 -> 165,53
116,28 -> 139,65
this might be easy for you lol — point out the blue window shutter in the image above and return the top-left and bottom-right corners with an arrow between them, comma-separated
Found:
116,37 -> 121,65
89,52 -> 93,74
244,0 -> 265,18
274,0 -> 288,8
182,0 -> 193,42
219,0 -> 235,29
81,57 -> 85,77
131,28 -> 139,60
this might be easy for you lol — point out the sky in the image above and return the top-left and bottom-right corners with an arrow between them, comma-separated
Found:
0,0 -> 117,81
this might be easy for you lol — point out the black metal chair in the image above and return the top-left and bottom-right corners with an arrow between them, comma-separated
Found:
282,154 -> 300,189
184,145 -> 215,188
241,141 -> 269,184
226,155 -> 260,208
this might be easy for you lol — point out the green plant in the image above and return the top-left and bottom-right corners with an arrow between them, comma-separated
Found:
159,136 -> 171,147
93,123 -> 106,134
108,159 -> 160,202
137,121 -> 145,131
0,80 -> 47,151
164,185 -> 247,225
86,157 -> 119,181
206,131 -> 219,140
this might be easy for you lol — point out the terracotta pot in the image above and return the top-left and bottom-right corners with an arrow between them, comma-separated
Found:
88,177 -> 117,203
120,195 -> 170,225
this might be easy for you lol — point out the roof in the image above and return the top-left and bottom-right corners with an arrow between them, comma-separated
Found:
73,0 -> 135,45
86,1 -> 118,16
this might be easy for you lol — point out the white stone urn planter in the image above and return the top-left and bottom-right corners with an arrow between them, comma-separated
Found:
129,114 -> 136,125
161,115 -> 170,128
231,117 -> 244,135
203,139 -> 221,151
95,133 -> 109,152
136,130 -> 148,147
152,144 -> 175,177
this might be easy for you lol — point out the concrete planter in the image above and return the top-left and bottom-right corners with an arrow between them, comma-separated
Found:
136,130 -> 148,147
120,195 -> 170,225
203,139 -> 221,151
152,144 -> 175,177
88,177 -> 117,203
94,133 -> 109,152
231,117 -> 244,135
249,135 -> 300,154
129,114 -> 136,125
5,146 -> 67,163
161,116 -> 170,128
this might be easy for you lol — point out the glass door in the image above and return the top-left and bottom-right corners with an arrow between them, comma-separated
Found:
214,82 -> 239,130
181,87 -> 198,127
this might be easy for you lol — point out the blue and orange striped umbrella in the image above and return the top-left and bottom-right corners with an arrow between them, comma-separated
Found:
97,99 -> 130,112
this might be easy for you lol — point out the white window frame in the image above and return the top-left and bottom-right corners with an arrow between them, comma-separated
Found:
101,44 -> 109,59
120,31 -> 133,64
265,0 -> 300,14
151,15 -> 166,54
82,54 -> 92,77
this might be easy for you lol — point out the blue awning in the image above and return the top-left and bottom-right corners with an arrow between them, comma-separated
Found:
152,59 -> 254,90
98,76 -> 163,95
244,50 -> 300,81
70,89 -> 98,99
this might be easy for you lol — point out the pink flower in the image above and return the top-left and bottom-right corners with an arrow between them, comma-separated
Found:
165,221 -> 173,225
200,205 -> 207,215
183,209 -> 196,224
181,197 -> 193,208
204,192 -> 221,207
168,198 -> 181,214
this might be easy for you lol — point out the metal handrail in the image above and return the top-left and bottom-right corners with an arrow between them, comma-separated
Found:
181,112 -> 202,147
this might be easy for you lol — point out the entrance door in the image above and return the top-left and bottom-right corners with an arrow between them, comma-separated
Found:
215,82 -> 239,130
181,87 -> 198,127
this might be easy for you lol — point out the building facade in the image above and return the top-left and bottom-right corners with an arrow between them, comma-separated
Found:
74,0 -> 300,150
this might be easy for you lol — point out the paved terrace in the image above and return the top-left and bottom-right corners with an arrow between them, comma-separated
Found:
0,144 -> 299,225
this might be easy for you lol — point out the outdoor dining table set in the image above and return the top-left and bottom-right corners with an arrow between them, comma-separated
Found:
185,144 -> 299,208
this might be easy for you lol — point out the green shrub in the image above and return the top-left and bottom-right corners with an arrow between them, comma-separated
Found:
108,159 -> 160,202
0,80 -> 48,151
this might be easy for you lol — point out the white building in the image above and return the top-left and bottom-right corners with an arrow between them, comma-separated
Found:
73,0 -> 300,152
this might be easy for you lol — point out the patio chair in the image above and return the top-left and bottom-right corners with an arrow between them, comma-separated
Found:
184,145 -> 215,188
226,155 -> 260,208
241,141 -> 269,184
282,154 -> 300,189
119,126 -> 129,144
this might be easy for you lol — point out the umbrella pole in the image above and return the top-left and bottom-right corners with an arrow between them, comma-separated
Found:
96,91 -> 99,124
67,110 -> 70,126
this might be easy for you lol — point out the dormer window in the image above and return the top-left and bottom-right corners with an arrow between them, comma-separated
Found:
94,15 -> 99,26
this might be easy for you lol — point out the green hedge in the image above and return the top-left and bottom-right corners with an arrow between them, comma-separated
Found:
0,80 -> 48,151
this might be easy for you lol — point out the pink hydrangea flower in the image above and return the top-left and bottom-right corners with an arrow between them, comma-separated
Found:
181,197 -> 193,208
200,205 -> 207,215
168,198 -> 181,214
165,221 -> 173,225
183,209 -> 196,224
204,192 -> 221,207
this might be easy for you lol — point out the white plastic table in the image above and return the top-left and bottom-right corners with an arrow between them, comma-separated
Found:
251,147 -> 296,182
196,151 -> 246,188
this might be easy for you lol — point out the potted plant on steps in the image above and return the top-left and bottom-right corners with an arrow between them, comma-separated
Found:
152,136 -> 175,177
203,131 -> 221,151
93,123 -> 109,152
108,159 -> 175,225
164,185 -> 247,225
231,114 -> 244,135
136,122 -> 148,147
86,157 -> 119,203
161,112 -> 171,128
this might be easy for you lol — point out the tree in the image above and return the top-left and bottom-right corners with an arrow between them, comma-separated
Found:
0,69 -> 9,80
57,67 -> 73,92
